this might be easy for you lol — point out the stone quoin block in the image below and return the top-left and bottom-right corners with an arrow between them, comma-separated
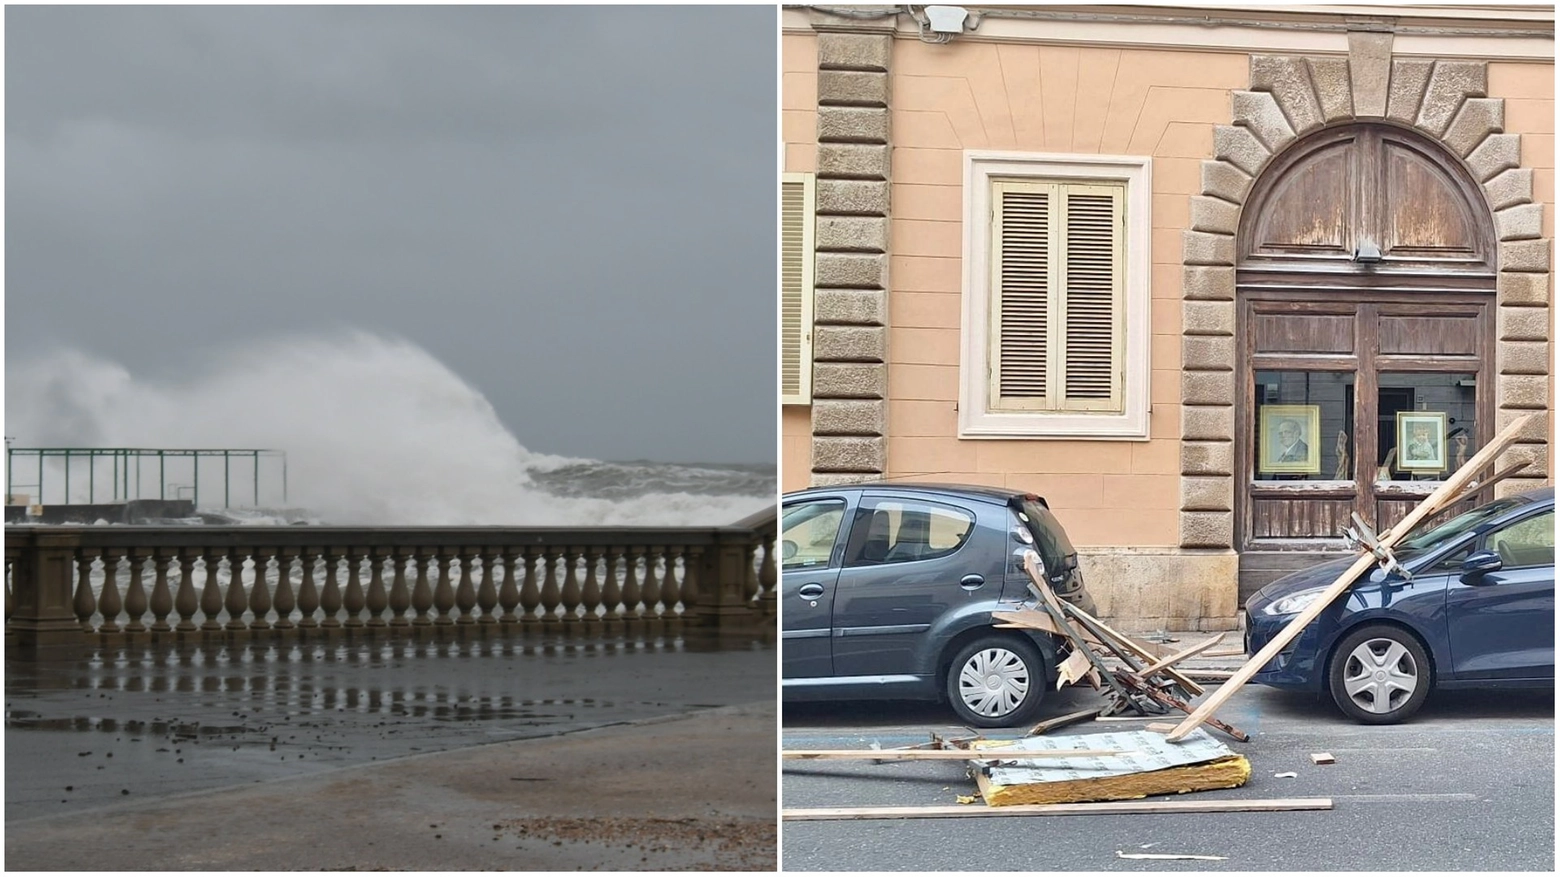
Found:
1497,340 -> 1551,376
1496,374 -> 1550,409
1442,99 -> 1505,158
1307,56 -> 1354,122
817,142 -> 890,180
1497,271 -> 1550,306
1182,370 -> 1236,405
1190,196 -> 1241,235
1231,91 -> 1297,153
1386,58 -> 1434,125
814,288 -> 887,325
1181,441 -> 1235,477
1184,300 -> 1236,336
811,362 -> 886,399
816,216 -> 889,253
1498,306 -> 1551,342
1466,134 -> 1522,183
1500,239 -> 1551,273
816,179 -> 891,217
1182,335 -> 1236,371
1496,443 -> 1549,479
817,70 -> 891,107
818,106 -> 890,144
1183,231 -> 1237,267
811,472 -> 879,488
1416,60 -> 1488,137
1485,169 -> 1535,212
1180,511 -> 1235,549
1182,404 -> 1236,442
1180,476 -> 1234,512
813,325 -> 886,362
1496,204 -> 1544,241
1183,266 -> 1236,301
818,32 -> 893,73
811,436 -> 887,473
815,253 -> 889,289
1347,30 -> 1393,118
1496,409 -> 1552,442
1201,160 -> 1254,204
1212,125 -> 1271,178
812,399 -> 886,436
1495,477 -> 1550,500
1250,55 -> 1323,135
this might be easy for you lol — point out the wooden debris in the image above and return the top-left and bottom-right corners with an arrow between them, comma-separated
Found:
1026,707 -> 1104,737
1116,852 -> 1228,861
973,729 -> 1249,806
1145,722 -> 1177,733
781,797 -> 1334,821
1137,633 -> 1227,677
782,748 -> 1131,761
1165,412 -> 1536,742
1311,753 -> 1336,765
1274,772 -> 1298,778
1056,648 -> 1093,688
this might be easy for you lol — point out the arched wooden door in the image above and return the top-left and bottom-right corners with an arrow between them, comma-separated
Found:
1236,123 -> 1497,560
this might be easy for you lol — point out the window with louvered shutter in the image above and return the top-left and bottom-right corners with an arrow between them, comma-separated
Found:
781,173 -> 815,405
989,180 -> 1125,414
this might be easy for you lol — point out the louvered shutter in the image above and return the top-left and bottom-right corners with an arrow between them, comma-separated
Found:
781,174 -> 815,404
990,180 -> 1125,413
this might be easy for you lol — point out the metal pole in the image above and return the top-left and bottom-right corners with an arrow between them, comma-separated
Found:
224,450 -> 230,509
282,454 -> 288,504
193,455 -> 200,509
160,451 -> 165,501
255,452 -> 260,507
90,451 -> 95,503
41,452 -> 46,505
64,450 -> 70,505
124,450 -> 130,504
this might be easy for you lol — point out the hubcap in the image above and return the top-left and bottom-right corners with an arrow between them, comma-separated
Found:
957,647 -> 1030,717
1341,637 -> 1419,714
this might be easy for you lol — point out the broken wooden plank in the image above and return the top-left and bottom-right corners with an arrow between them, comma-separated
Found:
1116,852 -> 1227,861
1026,707 -> 1104,736
1165,412 -> 1537,742
781,797 -> 1334,821
1056,648 -> 1093,688
1137,633 -> 1227,677
1311,752 -> 1336,765
1056,599 -> 1205,697
782,748 -> 1130,761
992,609 -> 1063,637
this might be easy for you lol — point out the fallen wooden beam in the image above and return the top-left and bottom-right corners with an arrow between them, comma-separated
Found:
782,797 -> 1334,821
1026,707 -> 1105,736
1137,633 -> 1227,677
1165,412 -> 1537,742
782,748 -> 1130,761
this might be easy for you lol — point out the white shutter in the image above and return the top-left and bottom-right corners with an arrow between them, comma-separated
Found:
781,173 -> 815,405
990,181 -> 1056,410
1060,185 -> 1124,411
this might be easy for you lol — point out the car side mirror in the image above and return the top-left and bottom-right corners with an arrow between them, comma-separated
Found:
1459,549 -> 1503,584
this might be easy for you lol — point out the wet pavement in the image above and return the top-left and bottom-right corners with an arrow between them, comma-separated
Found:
7,632 -> 776,821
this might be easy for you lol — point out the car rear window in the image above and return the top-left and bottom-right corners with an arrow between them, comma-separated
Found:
1014,498 -> 1076,576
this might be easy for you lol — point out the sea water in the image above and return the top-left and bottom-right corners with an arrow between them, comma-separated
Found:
4,332 -> 773,526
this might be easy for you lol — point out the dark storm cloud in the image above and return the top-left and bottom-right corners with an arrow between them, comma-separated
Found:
6,5 -> 776,464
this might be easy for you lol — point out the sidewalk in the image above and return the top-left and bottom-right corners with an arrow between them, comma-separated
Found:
5,702 -> 777,872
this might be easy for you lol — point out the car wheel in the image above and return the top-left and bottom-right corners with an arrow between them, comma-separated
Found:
945,635 -> 1047,728
1327,624 -> 1432,724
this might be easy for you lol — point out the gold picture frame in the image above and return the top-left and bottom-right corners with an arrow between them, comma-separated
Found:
1258,405 -> 1321,475
1396,411 -> 1448,473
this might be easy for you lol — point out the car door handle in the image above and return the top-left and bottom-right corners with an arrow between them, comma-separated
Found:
960,574 -> 985,591
797,583 -> 825,599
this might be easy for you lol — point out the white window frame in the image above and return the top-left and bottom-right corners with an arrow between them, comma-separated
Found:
781,171 -> 816,406
960,151 -> 1153,440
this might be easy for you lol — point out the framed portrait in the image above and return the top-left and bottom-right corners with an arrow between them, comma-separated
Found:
1396,411 -> 1448,473
1258,405 -> 1321,475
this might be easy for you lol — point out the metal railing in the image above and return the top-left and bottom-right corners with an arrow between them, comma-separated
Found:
5,447 -> 287,508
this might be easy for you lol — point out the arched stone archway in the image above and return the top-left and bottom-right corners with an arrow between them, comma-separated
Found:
1176,37 -> 1551,587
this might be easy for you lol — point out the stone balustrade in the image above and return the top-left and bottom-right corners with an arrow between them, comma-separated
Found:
4,508 -> 776,652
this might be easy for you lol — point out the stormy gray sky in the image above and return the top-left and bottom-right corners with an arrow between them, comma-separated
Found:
5,5 -> 776,465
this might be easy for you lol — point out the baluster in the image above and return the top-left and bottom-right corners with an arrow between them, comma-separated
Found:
639,548 -> 662,624
342,550 -> 366,628
601,547 -> 623,626
73,551 -> 98,632
296,549 -> 320,629
539,550 -> 562,627
432,551 -> 456,625
661,546 -> 683,626
174,552 -> 198,632
477,550 -> 499,625
366,549 -> 389,627
199,551 -> 224,631
224,549 -> 250,631
411,550 -> 434,626
759,538 -> 777,617
560,548 -> 582,624
273,548 -> 297,630
319,551 -> 343,628
148,550 -> 174,633
681,547 -> 703,626
621,547 -> 643,623
122,549 -> 148,634
742,542 -> 760,605
388,549 -> 411,627
98,550 -> 124,635
580,548 -> 602,626
248,548 -> 273,632
455,549 -> 478,624
498,550 -> 520,625
519,548 -> 541,627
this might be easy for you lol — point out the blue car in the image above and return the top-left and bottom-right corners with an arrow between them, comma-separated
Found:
1243,487 -> 1554,724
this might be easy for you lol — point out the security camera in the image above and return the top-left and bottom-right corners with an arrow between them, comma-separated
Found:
925,5 -> 969,34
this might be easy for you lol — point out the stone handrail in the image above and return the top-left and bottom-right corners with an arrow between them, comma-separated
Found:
4,510 -> 777,652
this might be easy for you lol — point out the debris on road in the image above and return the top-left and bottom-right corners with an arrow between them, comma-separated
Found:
1116,851 -> 1228,861
1275,772 -> 1299,779
971,728 -> 1249,806
1311,753 -> 1336,765
781,797 -> 1334,821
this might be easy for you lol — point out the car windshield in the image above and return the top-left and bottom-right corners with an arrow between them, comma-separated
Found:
1394,496 -> 1531,559
1015,498 -> 1076,577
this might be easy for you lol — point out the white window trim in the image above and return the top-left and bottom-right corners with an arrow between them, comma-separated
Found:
960,151 -> 1153,440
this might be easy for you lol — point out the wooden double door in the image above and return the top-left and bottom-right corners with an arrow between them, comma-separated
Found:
1238,288 -> 1493,553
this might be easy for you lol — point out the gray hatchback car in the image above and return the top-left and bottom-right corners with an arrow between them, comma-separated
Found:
780,483 -> 1096,727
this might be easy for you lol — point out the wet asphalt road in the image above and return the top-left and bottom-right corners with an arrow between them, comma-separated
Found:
7,631 -> 775,822
781,684 -> 1554,871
